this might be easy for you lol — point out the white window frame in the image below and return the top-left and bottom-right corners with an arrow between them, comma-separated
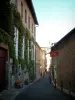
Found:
28,40 -> 29,63
14,27 -> 19,59
22,36 -> 25,59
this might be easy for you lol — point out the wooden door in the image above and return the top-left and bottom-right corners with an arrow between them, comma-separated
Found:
0,48 -> 7,92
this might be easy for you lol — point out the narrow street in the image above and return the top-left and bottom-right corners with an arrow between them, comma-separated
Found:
15,74 -> 74,100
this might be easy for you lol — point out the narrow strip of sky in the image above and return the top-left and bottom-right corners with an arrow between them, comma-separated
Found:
32,0 -> 75,47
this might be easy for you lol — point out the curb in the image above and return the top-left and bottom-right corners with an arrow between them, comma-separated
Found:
14,76 -> 42,100
27,76 -> 42,88
0,85 -> 28,100
56,85 -> 75,98
16,76 -> 42,93
52,82 -> 75,99
0,76 -> 42,100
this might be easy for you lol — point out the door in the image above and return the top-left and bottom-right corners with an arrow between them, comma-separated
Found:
0,48 -> 7,92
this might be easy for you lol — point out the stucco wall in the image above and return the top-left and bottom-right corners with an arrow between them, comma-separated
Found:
36,43 -> 40,78
16,0 -> 35,38
51,34 -> 75,93
40,49 -> 46,75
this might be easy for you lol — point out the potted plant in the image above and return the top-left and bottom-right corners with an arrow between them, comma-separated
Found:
14,80 -> 22,88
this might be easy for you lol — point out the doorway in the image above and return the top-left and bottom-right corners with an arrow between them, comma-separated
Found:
0,48 -> 8,92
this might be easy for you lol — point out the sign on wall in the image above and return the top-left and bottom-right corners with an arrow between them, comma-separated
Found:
50,51 -> 59,57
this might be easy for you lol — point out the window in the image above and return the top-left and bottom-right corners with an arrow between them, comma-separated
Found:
22,37 -> 25,59
14,27 -> 19,59
15,0 -> 18,7
32,23 -> 33,33
25,10 -> 27,23
28,16 -> 30,29
34,26 -> 36,37
21,2 -> 23,18
34,26 -> 35,33
28,40 -> 29,63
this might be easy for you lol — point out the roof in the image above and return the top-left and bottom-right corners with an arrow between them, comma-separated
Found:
51,28 -> 75,51
36,42 -> 46,53
36,42 -> 41,49
26,0 -> 38,25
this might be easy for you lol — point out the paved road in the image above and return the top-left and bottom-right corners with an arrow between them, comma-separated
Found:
15,74 -> 74,100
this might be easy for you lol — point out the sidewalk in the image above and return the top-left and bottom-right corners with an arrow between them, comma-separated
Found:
15,74 -> 75,100
0,85 -> 28,100
0,76 -> 41,100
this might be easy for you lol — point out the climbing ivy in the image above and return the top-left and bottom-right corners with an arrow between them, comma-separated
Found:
0,28 -> 10,44
0,2 -> 35,80
24,28 -> 31,70
29,39 -> 32,61
11,4 -> 24,65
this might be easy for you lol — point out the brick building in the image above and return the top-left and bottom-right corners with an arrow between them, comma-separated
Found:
51,28 -> 75,95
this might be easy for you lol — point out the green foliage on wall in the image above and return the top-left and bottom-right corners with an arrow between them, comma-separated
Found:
0,2 -> 35,79
24,28 -> 31,70
25,37 -> 28,68
11,4 -> 25,65
0,28 -> 10,44
28,60 -> 35,80
29,39 -> 32,61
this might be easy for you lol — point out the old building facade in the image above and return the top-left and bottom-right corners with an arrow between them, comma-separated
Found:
36,42 -> 40,78
40,49 -> 46,76
13,0 -> 38,62
12,0 -> 38,81
0,0 -> 38,92
51,28 -> 75,96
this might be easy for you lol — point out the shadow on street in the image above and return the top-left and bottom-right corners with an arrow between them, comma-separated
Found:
15,74 -> 75,100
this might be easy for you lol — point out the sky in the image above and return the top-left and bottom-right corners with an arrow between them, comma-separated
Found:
32,0 -> 75,47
